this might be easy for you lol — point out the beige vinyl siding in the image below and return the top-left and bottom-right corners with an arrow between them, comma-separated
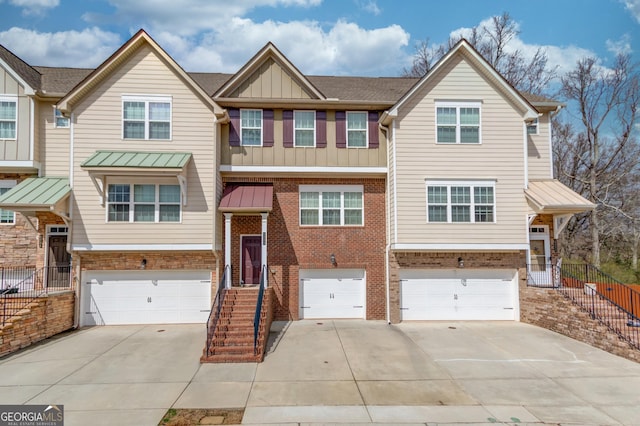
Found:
0,67 -> 31,162
393,53 -> 528,245
39,100 -> 70,176
221,110 -> 386,167
230,58 -> 313,99
71,45 -> 216,247
527,112 -> 552,179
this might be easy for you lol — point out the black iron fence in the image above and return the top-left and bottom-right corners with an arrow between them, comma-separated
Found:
253,265 -> 266,355
1,265 -> 72,327
527,263 -> 640,351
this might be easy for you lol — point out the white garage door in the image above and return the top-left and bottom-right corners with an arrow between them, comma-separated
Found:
81,270 -> 211,326
299,269 -> 365,319
400,269 -> 518,321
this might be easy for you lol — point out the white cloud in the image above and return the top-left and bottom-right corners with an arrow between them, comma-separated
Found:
358,0 -> 381,16
621,0 -> 640,23
0,27 -> 121,68
606,34 -> 633,56
9,0 -> 59,16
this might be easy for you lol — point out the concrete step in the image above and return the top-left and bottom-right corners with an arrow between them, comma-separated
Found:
200,352 -> 262,363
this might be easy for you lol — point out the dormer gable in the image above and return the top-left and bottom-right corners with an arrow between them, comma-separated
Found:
214,42 -> 325,101
0,44 -> 40,95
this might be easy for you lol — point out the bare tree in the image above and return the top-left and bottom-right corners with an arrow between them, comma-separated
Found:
558,54 -> 640,267
403,13 -> 557,95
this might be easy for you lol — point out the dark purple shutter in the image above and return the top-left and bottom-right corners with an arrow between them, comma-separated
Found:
283,110 -> 293,148
228,108 -> 240,146
368,111 -> 379,148
335,111 -> 346,148
316,111 -> 326,148
263,109 -> 274,147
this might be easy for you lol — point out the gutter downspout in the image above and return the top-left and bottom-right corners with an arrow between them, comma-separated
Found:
379,121 -> 391,325
69,112 -> 80,329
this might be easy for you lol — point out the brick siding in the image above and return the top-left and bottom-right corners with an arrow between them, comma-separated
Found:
0,291 -> 75,357
0,174 -> 39,267
222,177 -> 386,321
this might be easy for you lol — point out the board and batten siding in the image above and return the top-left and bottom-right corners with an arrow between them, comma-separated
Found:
392,53 -> 528,245
0,67 -> 31,162
221,110 -> 387,168
230,58 -> 312,99
527,112 -> 553,180
39,100 -> 69,177
71,45 -> 216,247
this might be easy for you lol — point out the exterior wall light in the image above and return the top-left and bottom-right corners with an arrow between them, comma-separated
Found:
140,259 -> 147,269
458,257 -> 464,268
330,254 -> 336,266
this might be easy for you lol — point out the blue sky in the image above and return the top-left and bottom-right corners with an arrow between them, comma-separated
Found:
0,0 -> 638,78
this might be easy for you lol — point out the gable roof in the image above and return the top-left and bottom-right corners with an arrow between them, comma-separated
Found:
214,42 -> 325,100
56,29 -> 223,115
383,39 -> 539,123
0,44 -> 41,95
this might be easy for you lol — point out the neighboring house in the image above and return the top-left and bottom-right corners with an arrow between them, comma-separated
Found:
0,30 -> 594,328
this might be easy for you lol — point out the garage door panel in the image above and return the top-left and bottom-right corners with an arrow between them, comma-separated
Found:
81,270 -> 211,326
400,269 -> 517,321
299,269 -> 365,319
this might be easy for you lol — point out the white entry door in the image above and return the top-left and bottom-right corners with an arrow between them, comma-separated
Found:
529,225 -> 552,286
81,270 -> 211,326
400,269 -> 518,321
299,269 -> 365,319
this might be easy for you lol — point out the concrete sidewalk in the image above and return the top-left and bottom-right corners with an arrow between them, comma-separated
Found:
1,321 -> 639,425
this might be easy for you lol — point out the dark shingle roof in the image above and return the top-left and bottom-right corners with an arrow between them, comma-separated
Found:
0,44 -> 41,91
2,43 -> 557,106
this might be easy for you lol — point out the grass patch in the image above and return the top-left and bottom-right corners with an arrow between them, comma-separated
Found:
159,408 -> 244,425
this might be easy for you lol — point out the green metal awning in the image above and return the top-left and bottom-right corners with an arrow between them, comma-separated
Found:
80,151 -> 192,206
81,151 -> 192,170
0,177 -> 70,210
0,177 -> 71,229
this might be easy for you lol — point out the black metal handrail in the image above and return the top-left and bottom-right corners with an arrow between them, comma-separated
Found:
254,265 -> 267,355
205,266 -> 228,357
527,262 -> 640,351
1,265 -> 72,327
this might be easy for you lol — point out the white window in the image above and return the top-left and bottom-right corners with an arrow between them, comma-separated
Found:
54,107 -> 70,128
300,185 -> 363,226
426,181 -> 495,223
241,109 -> 262,146
294,110 -> 315,147
0,97 -> 17,140
347,112 -> 367,148
107,183 -> 180,223
436,102 -> 481,144
526,118 -> 539,135
122,96 -> 171,140
0,180 -> 16,224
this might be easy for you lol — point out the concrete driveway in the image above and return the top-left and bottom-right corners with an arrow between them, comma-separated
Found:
1,321 -> 640,425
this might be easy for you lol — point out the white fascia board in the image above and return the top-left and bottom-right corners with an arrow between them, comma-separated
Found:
391,243 -> 529,251
72,244 -> 213,251
0,160 -> 41,170
219,165 -> 387,174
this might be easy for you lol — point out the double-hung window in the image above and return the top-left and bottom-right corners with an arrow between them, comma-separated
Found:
241,109 -> 262,146
294,111 -> 315,147
436,102 -> 481,144
526,118 -> 539,135
347,112 -> 367,147
54,107 -> 70,128
300,185 -> 363,226
107,183 -> 180,223
0,180 -> 16,224
426,181 -> 495,223
122,96 -> 171,140
0,97 -> 17,140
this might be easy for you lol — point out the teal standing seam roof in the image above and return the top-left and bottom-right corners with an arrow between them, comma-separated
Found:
81,151 -> 192,169
0,177 -> 71,208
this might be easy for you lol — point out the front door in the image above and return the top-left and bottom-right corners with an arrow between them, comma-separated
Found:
529,226 -> 551,286
47,234 -> 71,288
241,235 -> 262,286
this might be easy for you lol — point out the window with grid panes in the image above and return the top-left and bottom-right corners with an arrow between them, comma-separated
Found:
426,181 -> 495,223
299,185 -> 363,226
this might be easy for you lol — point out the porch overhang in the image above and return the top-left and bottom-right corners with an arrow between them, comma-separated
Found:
219,184 -> 273,213
80,151 -> 192,206
525,180 -> 596,215
0,177 -> 71,229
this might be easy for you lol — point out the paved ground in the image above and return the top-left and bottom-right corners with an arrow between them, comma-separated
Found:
1,321 -> 640,425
